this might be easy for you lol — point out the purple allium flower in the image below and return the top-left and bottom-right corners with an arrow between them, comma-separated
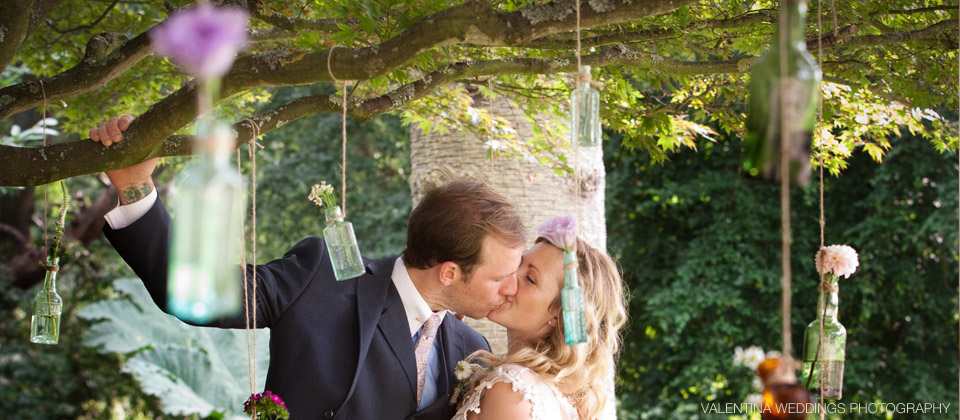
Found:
537,215 -> 577,251
149,5 -> 249,79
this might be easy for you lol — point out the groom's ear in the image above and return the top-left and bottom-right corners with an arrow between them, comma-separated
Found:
437,261 -> 462,286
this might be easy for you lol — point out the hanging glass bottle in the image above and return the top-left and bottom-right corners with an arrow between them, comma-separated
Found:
323,205 -> 365,280
167,120 -> 246,324
561,249 -> 586,345
801,275 -> 846,399
743,0 -> 820,186
30,256 -> 62,345
570,65 -> 601,147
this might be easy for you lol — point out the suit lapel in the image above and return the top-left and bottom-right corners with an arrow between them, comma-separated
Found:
439,318 -> 466,389
378,285 -> 418,394
341,257 -> 400,405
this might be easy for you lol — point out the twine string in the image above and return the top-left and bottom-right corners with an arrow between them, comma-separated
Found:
326,45 -> 349,217
574,0 -> 582,236
238,118 -> 262,418
778,0 -> 793,360
41,80 -> 49,257
816,1 -> 827,415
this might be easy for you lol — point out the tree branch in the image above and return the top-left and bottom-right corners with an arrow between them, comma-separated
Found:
522,10 -> 775,49
0,0 -> 694,122
248,1 -> 343,33
43,0 -> 118,36
843,19 -> 958,48
0,32 -> 153,121
0,0 -> 36,74
807,24 -> 860,51
0,45 -> 747,186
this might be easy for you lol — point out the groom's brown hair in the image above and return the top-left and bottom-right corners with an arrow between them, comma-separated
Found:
403,179 -> 524,276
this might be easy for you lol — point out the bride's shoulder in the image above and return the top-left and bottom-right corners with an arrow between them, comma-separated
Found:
454,364 -> 575,420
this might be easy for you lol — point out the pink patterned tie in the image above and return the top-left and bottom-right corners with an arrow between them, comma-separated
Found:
414,314 -> 441,405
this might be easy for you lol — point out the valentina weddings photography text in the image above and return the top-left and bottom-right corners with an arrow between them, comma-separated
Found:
700,401 -> 952,415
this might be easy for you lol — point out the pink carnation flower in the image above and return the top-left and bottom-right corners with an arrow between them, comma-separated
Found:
150,5 -> 249,80
815,245 -> 859,279
538,215 -> 577,251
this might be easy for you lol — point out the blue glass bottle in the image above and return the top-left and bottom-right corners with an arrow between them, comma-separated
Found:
561,250 -> 586,345
323,206 -> 365,280
30,256 -> 62,345
167,121 -> 246,323
570,65 -> 601,147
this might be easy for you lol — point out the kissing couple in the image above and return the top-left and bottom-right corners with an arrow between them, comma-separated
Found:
91,115 -> 627,420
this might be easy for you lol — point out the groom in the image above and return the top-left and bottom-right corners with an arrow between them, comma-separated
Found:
92,116 -> 525,420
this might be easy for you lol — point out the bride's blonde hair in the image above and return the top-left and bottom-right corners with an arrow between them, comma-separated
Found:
465,237 -> 628,419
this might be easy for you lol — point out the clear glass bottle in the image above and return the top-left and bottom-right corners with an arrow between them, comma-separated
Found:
323,206 -> 365,280
31,256 -> 62,345
570,65 -> 601,147
744,0 -> 820,185
801,276 -> 846,399
560,250 -> 586,345
167,120 -> 245,324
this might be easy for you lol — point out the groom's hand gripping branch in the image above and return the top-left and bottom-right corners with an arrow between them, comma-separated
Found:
89,114 -> 159,205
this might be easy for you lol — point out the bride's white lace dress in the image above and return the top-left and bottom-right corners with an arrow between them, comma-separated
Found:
452,364 -> 579,420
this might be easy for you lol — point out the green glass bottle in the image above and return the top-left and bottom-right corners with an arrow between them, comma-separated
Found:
30,256 -> 62,345
560,249 -> 586,345
570,65 -> 601,147
323,206 -> 365,280
801,276 -> 846,399
167,120 -> 246,324
744,0 -> 820,186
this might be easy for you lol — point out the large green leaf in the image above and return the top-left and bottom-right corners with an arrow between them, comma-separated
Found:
77,278 -> 271,419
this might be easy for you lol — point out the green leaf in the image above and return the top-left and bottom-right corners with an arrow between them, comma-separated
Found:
78,278 -> 270,419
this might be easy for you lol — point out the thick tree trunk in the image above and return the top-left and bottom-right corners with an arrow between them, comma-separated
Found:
409,93 -> 615,418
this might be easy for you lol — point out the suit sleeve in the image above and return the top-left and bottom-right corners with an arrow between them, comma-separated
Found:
103,197 -> 329,328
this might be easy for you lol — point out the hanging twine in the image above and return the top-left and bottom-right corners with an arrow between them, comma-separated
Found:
40,79 -> 49,257
238,118 -> 263,418
816,2 -> 827,416
777,0 -> 794,360
326,45 -> 349,217
574,0 -> 583,236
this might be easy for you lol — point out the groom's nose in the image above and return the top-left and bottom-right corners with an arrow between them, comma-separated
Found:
499,272 -> 518,297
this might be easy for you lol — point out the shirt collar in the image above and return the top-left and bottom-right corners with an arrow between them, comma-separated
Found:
392,256 -> 447,337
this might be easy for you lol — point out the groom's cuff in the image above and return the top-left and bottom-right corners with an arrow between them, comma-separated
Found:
103,189 -> 157,230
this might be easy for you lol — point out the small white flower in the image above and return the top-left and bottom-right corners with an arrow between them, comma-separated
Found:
752,376 -> 763,391
734,345 -> 766,370
455,361 -> 482,381
733,346 -> 745,366
742,346 -> 766,371
745,393 -> 763,409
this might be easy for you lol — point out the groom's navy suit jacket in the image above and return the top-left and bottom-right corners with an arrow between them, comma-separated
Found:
103,199 -> 490,420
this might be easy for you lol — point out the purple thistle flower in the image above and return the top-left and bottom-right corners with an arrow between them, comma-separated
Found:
149,5 -> 249,80
538,215 -> 577,251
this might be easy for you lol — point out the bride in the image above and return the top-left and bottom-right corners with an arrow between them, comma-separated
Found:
453,217 -> 627,420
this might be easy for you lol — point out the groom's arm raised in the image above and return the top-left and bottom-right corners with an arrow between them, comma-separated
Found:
89,115 -> 158,206
93,116 -> 323,328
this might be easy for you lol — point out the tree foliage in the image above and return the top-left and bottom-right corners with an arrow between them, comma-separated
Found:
605,129 -> 959,419
0,0 -> 956,185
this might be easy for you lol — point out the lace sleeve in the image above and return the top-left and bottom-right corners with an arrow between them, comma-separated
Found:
452,365 -> 547,420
